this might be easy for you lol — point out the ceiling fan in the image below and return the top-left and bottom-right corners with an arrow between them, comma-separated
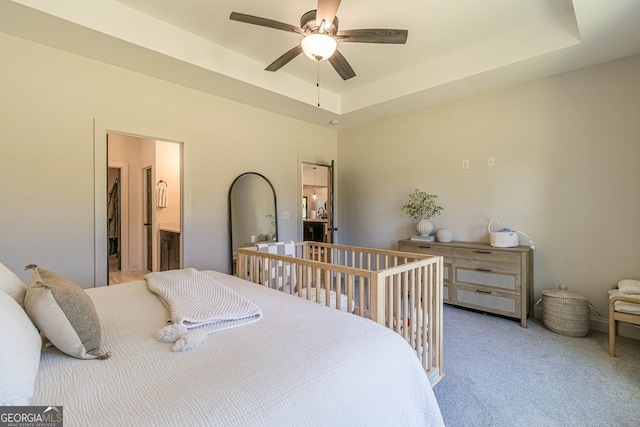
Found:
229,0 -> 408,80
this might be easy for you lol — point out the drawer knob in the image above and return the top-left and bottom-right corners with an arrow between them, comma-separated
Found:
475,250 -> 492,254
418,245 -> 431,249
476,268 -> 492,272
475,289 -> 491,294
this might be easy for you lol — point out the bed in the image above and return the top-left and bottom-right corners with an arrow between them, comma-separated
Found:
237,241 -> 444,385
2,264 -> 444,426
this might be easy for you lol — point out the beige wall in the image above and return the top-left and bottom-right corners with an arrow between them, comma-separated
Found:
155,140 -> 181,229
2,29 -> 638,336
0,32 -> 337,286
338,54 -> 640,332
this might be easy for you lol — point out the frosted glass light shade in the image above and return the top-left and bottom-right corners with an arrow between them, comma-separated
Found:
301,33 -> 337,61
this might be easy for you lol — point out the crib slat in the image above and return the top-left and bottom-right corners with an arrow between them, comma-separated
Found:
386,276 -> 393,329
423,264 -> 431,371
410,268 -> 416,350
415,266 -> 423,360
347,274 -> 354,315
395,273 -> 401,334
402,271 -> 409,341
324,269 -> 331,309
336,269 -> 343,311
305,264 -> 312,300
315,267 -> 321,304
359,276 -> 365,316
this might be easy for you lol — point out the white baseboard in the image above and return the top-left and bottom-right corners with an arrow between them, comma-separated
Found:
533,307 -> 640,340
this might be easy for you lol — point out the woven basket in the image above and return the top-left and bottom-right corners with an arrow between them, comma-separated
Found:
538,285 -> 592,337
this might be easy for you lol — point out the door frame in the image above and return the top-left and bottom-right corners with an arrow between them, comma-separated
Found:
94,119 -> 191,287
297,156 -> 337,243
142,165 -> 153,272
107,162 -> 129,272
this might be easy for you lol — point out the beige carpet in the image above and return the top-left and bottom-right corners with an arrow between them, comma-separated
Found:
433,305 -> 640,427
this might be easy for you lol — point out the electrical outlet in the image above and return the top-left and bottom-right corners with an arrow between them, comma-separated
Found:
461,159 -> 469,170
488,157 -> 495,167
282,211 -> 290,220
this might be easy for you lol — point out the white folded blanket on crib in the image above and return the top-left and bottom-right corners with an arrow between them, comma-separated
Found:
617,279 -> 640,295
297,287 -> 355,312
146,268 -> 262,333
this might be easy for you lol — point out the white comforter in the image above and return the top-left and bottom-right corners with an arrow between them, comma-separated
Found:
32,271 -> 444,427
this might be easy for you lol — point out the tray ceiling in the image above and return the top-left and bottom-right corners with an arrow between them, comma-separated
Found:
2,0 -> 640,129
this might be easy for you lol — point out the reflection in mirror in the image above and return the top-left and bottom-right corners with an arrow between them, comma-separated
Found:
229,172 -> 277,274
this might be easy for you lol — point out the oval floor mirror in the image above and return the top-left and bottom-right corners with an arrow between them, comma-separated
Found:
228,172 -> 277,274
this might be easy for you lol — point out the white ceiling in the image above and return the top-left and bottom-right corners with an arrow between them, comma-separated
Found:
303,164 -> 329,188
2,0 -> 640,129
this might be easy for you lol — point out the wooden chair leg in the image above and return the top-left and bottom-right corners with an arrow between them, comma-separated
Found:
609,314 -> 616,357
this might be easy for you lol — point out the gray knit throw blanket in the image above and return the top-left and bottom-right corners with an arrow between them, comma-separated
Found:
145,268 -> 262,334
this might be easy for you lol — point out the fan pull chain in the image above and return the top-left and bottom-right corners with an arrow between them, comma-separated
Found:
316,61 -> 321,107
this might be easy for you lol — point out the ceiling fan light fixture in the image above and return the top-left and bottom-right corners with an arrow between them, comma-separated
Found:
301,33 -> 337,61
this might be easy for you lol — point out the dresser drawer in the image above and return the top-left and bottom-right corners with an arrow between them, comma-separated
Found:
453,265 -> 519,292
451,248 -> 521,264
456,286 -> 520,318
398,243 -> 453,262
443,283 -> 451,303
454,257 -> 521,274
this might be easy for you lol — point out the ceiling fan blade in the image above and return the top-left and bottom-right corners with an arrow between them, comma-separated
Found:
316,0 -> 341,28
265,45 -> 304,72
336,29 -> 408,44
328,49 -> 356,80
230,12 -> 303,34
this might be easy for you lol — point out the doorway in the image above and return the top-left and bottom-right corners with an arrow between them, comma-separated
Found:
301,162 -> 335,243
94,120 -> 189,288
106,134 -> 182,285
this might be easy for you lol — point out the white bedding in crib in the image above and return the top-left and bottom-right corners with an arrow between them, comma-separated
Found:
32,270 -> 443,427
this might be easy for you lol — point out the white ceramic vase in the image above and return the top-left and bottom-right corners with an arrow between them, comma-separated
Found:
436,228 -> 453,242
416,219 -> 433,236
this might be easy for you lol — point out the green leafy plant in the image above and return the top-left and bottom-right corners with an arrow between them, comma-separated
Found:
265,213 -> 275,227
401,189 -> 443,222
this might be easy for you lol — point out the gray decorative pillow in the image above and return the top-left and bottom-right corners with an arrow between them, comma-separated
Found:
23,265 -> 109,360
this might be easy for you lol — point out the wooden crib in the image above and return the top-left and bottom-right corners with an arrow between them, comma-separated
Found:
236,241 -> 444,385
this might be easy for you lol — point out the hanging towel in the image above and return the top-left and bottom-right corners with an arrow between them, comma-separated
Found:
157,184 -> 167,208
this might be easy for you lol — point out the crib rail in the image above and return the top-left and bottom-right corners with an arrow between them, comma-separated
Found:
236,241 -> 444,385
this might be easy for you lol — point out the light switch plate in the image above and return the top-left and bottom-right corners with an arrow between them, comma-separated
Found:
282,211 -> 290,220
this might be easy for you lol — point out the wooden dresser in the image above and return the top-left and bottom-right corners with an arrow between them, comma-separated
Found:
398,239 -> 533,327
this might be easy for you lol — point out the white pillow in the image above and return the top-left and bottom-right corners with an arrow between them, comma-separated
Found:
617,279 -> 640,295
0,262 -> 27,306
0,290 -> 42,405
